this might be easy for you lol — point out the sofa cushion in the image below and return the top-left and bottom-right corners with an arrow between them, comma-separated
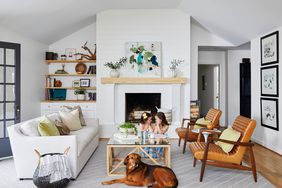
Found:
38,116 -> 60,136
20,120 -> 40,136
59,109 -> 82,131
70,124 -> 99,156
62,106 -> 86,126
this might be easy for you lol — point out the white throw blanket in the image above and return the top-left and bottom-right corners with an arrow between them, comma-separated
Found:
38,154 -> 72,183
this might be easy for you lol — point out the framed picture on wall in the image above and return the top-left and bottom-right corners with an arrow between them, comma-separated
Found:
261,65 -> 279,97
261,98 -> 279,131
261,31 -> 279,66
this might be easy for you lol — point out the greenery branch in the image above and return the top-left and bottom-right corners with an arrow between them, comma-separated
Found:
169,59 -> 184,70
104,57 -> 127,70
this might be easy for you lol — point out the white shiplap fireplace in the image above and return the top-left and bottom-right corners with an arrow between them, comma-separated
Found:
100,77 -> 187,138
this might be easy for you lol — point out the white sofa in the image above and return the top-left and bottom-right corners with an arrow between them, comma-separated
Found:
7,113 -> 99,179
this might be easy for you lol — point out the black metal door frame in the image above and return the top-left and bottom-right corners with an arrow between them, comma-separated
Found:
0,41 -> 20,159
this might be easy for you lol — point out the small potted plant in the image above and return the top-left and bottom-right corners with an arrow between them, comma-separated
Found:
119,122 -> 137,136
74,88 -> 86,100
104,57 -> 127,78
169,59 -> 184,77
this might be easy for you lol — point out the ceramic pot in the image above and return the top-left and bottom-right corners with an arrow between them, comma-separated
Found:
110,69 -> 120,78
119,128 -> 135,134
169,69 -> 177,77
77,94 -> 85,101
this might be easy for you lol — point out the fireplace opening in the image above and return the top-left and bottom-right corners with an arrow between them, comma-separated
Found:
125,93 -> 161,123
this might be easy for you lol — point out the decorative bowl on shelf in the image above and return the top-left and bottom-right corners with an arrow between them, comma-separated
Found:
75,63 -> 87,74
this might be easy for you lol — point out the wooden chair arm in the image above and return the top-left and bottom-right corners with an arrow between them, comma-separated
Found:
181,118 -> 190,128
208,138 -> 254,147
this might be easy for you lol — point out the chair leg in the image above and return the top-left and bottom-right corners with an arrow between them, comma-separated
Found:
193,158 -> 197,167
178,138 -> 181,146
249,146 -> 257,182
200,142 -> 210,182
200,160 -> 207,182
182,140 -> 187,154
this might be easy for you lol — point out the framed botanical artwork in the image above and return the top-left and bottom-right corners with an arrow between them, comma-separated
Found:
80,79 -> 90,87
72,80 -> 80,87
65,48 -> 76,60
261,65 -> 279,97
261,98 -> 279,131
125,42 -> 162,77
261,31 -> 279,66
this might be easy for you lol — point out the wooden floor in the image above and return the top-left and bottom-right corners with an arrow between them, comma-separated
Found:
244,143 -> 282,187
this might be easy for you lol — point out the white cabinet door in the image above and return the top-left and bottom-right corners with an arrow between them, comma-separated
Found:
41,102 -> 96,118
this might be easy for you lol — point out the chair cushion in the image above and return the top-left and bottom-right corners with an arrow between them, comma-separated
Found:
59,109 -> 82,131
194,117 -> 211,129
70,124 -> 99,156
38,116 -> 60,136
216,128 -> 241,153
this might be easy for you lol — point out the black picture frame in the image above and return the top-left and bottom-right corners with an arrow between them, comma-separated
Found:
260,98 -> 279,131
261,31 -> 279,66
80,79 -> 90,87
261,65 -> 279,97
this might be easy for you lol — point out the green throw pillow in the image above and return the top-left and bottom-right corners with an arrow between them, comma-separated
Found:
216,128 -> 241,153
194,117 -> 211,129
38,116 -> 60,136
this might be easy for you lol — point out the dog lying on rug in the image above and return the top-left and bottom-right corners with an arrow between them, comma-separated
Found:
102,153 -> 178,188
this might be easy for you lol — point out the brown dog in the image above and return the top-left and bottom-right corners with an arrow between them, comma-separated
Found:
102,153 -> 178,188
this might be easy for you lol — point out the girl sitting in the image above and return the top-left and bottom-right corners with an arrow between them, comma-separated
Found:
141,112 -> 169,158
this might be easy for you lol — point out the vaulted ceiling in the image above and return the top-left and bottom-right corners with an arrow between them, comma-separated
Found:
0,0 -> 281,45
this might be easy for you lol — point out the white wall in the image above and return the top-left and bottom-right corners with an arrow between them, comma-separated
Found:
0,26 -> 47,121
49,23 -> 96,57
96,9 -> 190,137
251,27 -> 282,155
190,21 -> 234,100
227,50 -> 250,126
198,51 -> 227,126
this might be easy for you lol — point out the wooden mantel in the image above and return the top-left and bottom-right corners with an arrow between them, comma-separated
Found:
101,77 -> 188,84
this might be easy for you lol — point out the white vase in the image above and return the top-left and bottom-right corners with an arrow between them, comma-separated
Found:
77,94 -> 85,100
169,69 -> 177,77
110,69 -> 120,78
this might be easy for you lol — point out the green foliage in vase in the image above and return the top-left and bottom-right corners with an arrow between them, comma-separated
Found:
104,57 -> 127,70
169,59 -> 184,70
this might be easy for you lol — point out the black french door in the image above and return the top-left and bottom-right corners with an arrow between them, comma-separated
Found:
0,41 -> 20,159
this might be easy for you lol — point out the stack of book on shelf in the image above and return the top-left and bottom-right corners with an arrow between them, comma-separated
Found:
87,65 -> 96,74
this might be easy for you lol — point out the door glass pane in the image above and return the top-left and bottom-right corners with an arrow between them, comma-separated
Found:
0,85 -> 3,101
0,103 -> 3,119
6,85 -> 15,101
6,67 -> 15,83
0,48 -> 3,65
6,49 -> 15,65
6,103 -> 14,119
0,66 -> 3,83
5,120 -> 14,137
0,121 -> 4,138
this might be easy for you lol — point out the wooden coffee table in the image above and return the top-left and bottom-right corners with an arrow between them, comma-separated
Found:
106,136 -> 171,176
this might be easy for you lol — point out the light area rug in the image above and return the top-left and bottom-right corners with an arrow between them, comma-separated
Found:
0,141 -> 274,188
